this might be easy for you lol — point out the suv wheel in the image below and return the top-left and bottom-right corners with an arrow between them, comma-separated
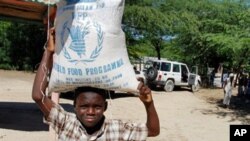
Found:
145,67 -> 158,81
191,83 -> 200,92
164,80 -> 174,92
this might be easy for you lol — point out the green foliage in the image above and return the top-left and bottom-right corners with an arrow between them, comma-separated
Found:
123,0 -> 250,75
0,21 -> 12,69
123,3 -> 171,59
1,0 -> 249,73
158,0 -> 250,73
127,40 -> 155,59
0,21 -> 46,71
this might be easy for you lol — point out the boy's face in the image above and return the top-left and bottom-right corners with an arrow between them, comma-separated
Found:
74,92 -> 107,127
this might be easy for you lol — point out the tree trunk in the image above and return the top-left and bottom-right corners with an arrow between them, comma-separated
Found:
156,45 -> 161,60
152,38 -> 162,60
234,48 -> 249,87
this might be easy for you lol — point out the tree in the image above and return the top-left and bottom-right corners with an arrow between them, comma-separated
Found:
0,21 -> 12,69
0,20 -> 46,71
159,0 -> 250,74
6,22 -> 46,70
124,1 -> 171,60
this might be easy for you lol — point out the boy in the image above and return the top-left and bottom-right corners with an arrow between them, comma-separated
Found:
32,28 -> 160,140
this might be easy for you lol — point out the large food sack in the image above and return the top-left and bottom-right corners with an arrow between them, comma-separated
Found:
48,0 -> 140,93
29,0 -> 60,4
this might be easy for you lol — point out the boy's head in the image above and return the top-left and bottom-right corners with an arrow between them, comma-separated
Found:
73,87 -> 107,106
73,87 -> 108,127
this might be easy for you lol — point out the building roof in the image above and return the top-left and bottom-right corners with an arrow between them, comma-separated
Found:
0,0 -> 48,23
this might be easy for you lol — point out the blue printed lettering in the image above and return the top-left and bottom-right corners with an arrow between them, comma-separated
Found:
102,75 -> 108,79
74,12 -> 88,20
76,5 -> 94,11
67,68 -> 83,76
53,63 -> 66,74
105,79 -> 111,83
75,78 -> 91,82
116,59 -> 124,67
111,62 -> 117,70
104,64 -> 111,73
85,58 -> 124,75
86,67 -> 103,75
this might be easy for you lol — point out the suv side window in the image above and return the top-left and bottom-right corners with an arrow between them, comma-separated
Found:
181,65 -> 188,74
161,62 -> 171,72
181,64 -> 189,82
173,64 -> 180,72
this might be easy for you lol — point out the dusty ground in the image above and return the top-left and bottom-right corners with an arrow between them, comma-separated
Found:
0,70 -> 250,141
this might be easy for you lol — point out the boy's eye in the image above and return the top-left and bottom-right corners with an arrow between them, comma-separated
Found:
80,105 -> 88,109
95,106 -> 102,109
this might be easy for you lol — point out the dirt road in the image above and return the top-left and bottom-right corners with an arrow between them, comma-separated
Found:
0,70 -> 249,141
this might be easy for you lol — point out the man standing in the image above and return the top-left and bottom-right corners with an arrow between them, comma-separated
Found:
223,77 -> 232,108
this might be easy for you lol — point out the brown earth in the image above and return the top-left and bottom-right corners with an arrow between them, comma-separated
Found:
0,70 -> 250,141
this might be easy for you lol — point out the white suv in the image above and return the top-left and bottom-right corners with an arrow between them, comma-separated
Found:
144,59 -> 201,92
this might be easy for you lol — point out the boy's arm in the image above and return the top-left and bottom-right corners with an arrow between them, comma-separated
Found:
137,82 -> 160,137
32,28 -> 55,118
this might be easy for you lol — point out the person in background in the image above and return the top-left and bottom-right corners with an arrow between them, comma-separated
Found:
221,70 -> 228,88
247,74 -> 250,99
210,69 -> 215,88
229,70 -> 234,87
238,72 -> 244,97
32,28 -> 160,140
223,77 -> 232,108
243,74 -> 248,95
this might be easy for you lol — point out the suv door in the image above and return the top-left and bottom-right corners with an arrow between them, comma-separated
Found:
181,64 -> 189,83
172,64 -> 182,85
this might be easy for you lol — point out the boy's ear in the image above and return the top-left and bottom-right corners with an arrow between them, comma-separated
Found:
104,101 -> 108,111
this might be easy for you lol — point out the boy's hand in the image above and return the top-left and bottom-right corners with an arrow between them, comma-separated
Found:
47,27 -> 55,52
137,82 -> 153,104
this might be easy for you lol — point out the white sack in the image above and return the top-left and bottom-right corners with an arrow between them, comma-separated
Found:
48,0 -> 140,93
